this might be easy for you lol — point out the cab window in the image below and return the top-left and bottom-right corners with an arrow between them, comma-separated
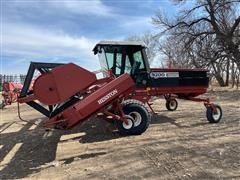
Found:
106,53 -> 113,69
98,48 -> 108,71
115,53 -> 122,75
125,55 -> 131,74
133,51 -> 145,69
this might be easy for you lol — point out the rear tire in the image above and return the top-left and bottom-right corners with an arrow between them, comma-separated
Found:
120,100 -> 151,135
206,105 -> 222,123
166,99 -> 178,111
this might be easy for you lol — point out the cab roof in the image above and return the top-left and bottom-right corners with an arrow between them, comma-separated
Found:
93,41 -> 145,54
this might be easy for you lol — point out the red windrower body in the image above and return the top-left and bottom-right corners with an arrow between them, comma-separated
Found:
18,62 -> 211,129
16,41 -> 222,133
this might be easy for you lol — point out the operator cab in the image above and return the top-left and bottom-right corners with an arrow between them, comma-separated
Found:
93,41 -> 150,86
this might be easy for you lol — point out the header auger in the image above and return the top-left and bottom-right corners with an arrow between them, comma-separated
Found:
17,41 -> 222,135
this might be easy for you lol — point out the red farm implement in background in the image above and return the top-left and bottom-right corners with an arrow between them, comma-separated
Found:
17,41 -> 223,135
1,82 -> 23,109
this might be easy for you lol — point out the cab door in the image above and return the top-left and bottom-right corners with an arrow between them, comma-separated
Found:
128,48 -> 150,87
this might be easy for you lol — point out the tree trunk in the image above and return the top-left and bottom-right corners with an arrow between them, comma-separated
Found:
211,61 -> 226,86
235,59 -> 240,72
225,60 -> 230,86
237,74 -> 240,89
231,60 -> 235,88
215,74 -> 226,87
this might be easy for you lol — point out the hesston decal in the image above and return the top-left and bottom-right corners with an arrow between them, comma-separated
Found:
97,89 -> 118,104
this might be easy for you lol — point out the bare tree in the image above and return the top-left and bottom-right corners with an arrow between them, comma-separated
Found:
126,32 -> 159,64
152,0 -> 240,87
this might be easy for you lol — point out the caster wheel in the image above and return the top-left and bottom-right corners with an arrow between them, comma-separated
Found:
122,100 -> 151,135
206,104 -> 222,123
116,115 -> 134,135
116,99 -> 151,135
166,99 -> 178,111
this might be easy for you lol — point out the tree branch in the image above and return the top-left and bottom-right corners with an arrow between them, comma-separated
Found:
230,16 -> 240,35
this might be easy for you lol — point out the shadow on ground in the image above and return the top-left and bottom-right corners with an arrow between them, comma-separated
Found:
0,112 -> 219,179
151,113 -> 208,128
0,117 -> 121,179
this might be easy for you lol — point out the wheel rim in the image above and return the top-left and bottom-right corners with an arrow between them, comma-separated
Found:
170,100 -> 176,109
122,118 -> 133,129
213,107 -> 221,120
129,111 -> 142,127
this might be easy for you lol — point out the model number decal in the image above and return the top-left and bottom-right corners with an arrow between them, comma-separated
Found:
98,89 -> 118,105
150,72 -> 179,79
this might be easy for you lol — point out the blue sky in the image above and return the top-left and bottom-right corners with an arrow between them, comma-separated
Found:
1,0 -> 184,74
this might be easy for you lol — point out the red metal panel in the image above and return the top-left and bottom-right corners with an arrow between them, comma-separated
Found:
53,74 -> 135,128
33,63 -> 97,105
134,86 -> 207,97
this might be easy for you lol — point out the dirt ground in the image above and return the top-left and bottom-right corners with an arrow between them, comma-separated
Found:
0,89 -> 240,179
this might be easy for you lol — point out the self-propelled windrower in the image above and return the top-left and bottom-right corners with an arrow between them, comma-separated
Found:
18,41 -> 222,135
